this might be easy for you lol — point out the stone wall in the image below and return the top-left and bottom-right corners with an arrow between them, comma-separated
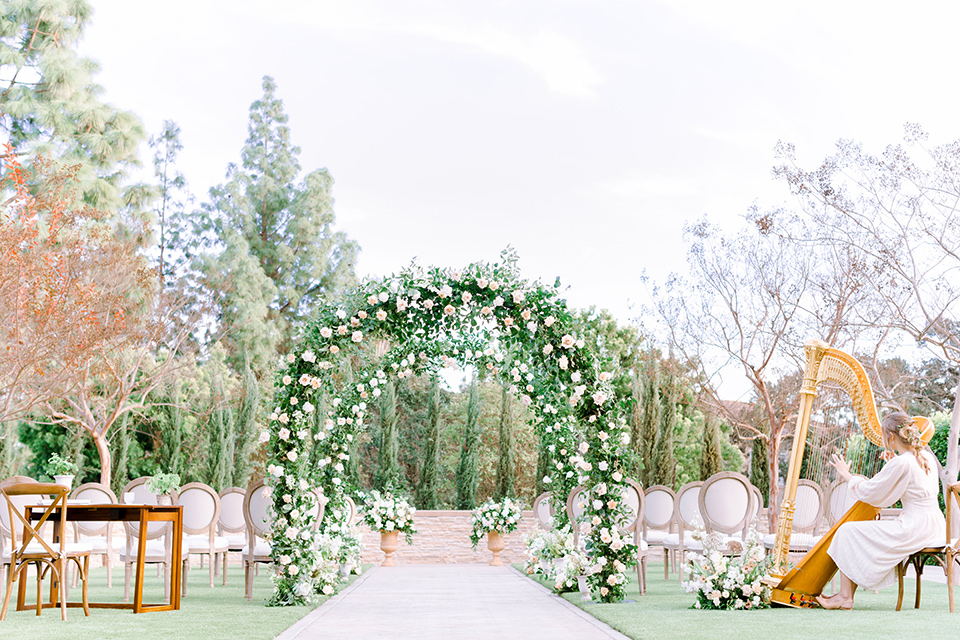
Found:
358,509 -> 539,565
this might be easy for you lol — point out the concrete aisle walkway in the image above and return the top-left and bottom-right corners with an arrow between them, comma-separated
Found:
276,564 -> 631,640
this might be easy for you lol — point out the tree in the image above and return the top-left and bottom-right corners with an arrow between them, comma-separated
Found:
149,121 -> 192,287
195,76 -> 358,374
1,0 -> 145,210
416,377 -> 442,509
374,380 -> 401,491
699,413 -> 723,480
651,373 -> 678,487
639,365 -> 660,486
774,125 -> 960,487
455,374 -> 481,509
494,381 -> 515,500
1,151 -> 153,427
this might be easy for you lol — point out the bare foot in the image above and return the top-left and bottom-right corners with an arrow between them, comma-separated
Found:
816,595 -> 853,610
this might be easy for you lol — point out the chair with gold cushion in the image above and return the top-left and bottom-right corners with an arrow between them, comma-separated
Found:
0,480 -> 91,621
896,481 -> 959,612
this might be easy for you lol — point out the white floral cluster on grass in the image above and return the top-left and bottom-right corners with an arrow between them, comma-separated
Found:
469,497 -> 524,548
683,523 -> 772,610
360,490 -> 417,543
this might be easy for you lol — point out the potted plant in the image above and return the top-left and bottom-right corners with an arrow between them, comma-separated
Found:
469,497 -> 524,566
146,473 -> 181,505
360,490 -> 416,566
48,453 -> 78,489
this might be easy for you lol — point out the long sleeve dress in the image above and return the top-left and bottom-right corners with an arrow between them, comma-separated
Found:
826,449 -> 946,590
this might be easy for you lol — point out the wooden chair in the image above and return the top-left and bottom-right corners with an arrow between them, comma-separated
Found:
178,482 -> 229,592
642,485 -> 676,579
698,472 -> 755,553
896,481 -> 959,612
217,487 -> 246,586
343,495 -> 358,525
662,481 -> 704,583
617,478 -> 648,595
69,482 -> 122,589
118,477 -> 188,602
763,479 -> 825,555
242,479 -> 274,601
532,491 -> 555,531
565,485 -> 588,548
0,480 -> 91,621
0,476 -> 35,590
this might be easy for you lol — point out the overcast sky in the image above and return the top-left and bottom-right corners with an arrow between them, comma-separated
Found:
78,0 -> 960,395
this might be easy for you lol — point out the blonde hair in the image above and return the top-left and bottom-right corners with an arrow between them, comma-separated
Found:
881,411 -> 930,473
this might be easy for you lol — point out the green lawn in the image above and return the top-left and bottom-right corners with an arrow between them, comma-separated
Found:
0,562 -> 364,640
518,561 -> 957,640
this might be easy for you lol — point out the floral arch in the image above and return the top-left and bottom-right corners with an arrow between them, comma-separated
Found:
263,253 -> 637,605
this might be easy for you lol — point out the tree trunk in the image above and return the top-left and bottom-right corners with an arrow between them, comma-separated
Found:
94,432 -> 112,489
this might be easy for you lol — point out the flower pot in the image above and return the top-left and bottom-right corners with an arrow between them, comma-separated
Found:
339,562 -> 355,577
157,494 -> 173,506
486,530 -> 505,566
539,559 -> 551,574
380,530 -> 400,566
577,575 -> 592,602
53,475 -> 74,490
551,557 -> 568,575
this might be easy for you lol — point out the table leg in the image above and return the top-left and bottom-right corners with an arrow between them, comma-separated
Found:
171,510 -> 182,610
134,510 -> 148,613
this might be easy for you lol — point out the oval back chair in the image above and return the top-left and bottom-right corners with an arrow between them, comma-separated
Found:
70,482 -> 119,588
698,472 -> 754,542
178,482 -> 228,590
642,484 -> 676,580
617,478 -> 648,595
532,491 -> 555,530
662,481 -> 703,584
565,485 -> 589,548
242,479 -> 274,601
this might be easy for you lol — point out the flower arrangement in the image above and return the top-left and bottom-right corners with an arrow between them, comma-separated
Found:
360,490 -> 417,543
469,497 -> 524,548
146,473 -> 181,496
553,549 -> 590,592
684,524 -> 772,610
48,453 -> 78,476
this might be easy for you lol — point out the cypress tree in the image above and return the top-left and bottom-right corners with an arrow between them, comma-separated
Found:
750,436 -> 770,508
652,374 -> 678,488
455,375 -> 481,509
110,413 -> 131,497
158,382 -> 185,478
699,414 -> 723,480
495,382 -> 515,499
639,366 -> 660,486
629,370 -> 644,481
205,375 -> 233,491
375,380 -> 401,491
232,363 -> 261,487
416,377 -> 442,509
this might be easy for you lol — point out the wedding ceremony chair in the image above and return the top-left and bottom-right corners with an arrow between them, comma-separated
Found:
0,476 -> 36,590
70,482 -> 122,588
242,479 -> 274,600
532,491 -> 555,530
698,472 -> 754,554
217,486 -> 246,585
662,481 -> 703,583
119,477 -> 188,602
178,482 -> 229,592
763,479 -> 824,557
642,484 -> 676,579
618,478 -> 648,594
0,480 -> 91,621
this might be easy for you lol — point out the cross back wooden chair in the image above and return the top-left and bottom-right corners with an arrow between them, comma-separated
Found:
69,482 -> 121,589
217,487 -> 246,586
0,480 -> 91,621
532,491 -> 555,531
0,476 -> 36,590
178,482 -> 229,592
642,484 -> 677,579
895,481 -> 959,612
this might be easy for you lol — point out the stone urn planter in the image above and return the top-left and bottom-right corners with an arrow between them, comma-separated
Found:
380,530 -> 400,566
486,530 -> 505,566
576,575 -> 592,602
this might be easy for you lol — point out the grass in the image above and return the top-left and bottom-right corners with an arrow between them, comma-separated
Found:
0,562 -> 365,640
517,561 -> 957,640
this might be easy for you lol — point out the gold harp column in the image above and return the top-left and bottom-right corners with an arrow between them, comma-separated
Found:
772,339 -> 829,574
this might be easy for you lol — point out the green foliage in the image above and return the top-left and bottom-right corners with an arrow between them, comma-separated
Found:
455,375 -> 481,509
699,414 -> 723,480
204,374 -> 234,492
374,380 -> 401,491
146,472 -> 181,495
194,76 -> 358,374
495,382 -> 516,499
639,366 -> 660,486
149,120 -> 193,287
47,452 -> 78,475
651,374 -> 678,487
0,0 -> 146,210
416,377 -> 443,509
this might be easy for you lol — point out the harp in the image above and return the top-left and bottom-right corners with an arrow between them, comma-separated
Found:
768,339 -> 935,608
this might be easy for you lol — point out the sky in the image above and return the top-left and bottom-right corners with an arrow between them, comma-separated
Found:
77,0 -> 960,396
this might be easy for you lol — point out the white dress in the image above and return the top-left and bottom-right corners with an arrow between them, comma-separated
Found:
826,450 -> 945,590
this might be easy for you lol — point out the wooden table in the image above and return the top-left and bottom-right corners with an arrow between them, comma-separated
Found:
24,503 -> 183,613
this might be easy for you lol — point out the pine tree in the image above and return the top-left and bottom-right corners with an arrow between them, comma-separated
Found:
1,0 -> 146,210
639,366 -> 660,486
699,414 -> 723,480
375,380 -> 401,491
652,374 -> 678,488
455,375 -> 481,509
495,382 -> 515,499
149,120 -> 192,287
195,76 -> 358,373
416,377 -> 442,509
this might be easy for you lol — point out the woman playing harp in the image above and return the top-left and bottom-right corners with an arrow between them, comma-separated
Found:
816,411 -> 945,610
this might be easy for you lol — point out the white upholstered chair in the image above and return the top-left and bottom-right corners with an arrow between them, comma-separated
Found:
642,485 -> 676,579
178,482 -> 229,591
532,491 -> 555,531
70,482 -> 123,588
242,479 -> 273,601
698,472 -> 754,553
763,479 -> 825,555
662,481 -> 704,583
618,478 -> 648,594
217,486 -> 246,586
